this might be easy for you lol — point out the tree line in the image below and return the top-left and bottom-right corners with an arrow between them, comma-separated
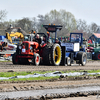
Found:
0,9 -> 99,39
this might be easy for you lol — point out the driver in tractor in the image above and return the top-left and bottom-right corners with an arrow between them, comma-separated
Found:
75,35 -> 81,42
41,36 -> 46,46
34,34 -> 46,47
34,34 -> 42,44
33,34 -> 43,52
55,38 -> 61,45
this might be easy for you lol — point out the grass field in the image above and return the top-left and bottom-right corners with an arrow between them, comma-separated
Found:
0,70 -> 99,82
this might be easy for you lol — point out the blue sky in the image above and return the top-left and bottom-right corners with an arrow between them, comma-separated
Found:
1,0 -> 100,25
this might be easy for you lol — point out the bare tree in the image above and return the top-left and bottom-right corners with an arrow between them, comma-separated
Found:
76,19 -> 89,38
60,9 -> 76,33
38,9 -> 77,37
0,10 -> 7,22
0,10 -> 7,29
77,19 -> 88,32
37,14 -> 49,33
16,17 -> 33,32
90,23 -> 98,33
31,17 -> 38,32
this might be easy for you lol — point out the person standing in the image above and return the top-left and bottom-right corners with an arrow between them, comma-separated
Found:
30,30 -> 36,41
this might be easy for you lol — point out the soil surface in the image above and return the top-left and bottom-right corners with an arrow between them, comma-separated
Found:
52,96 -> 99,100
0,60 -> 99,72
0,61 -> 100,99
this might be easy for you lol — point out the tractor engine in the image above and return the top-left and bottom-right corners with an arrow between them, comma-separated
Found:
18,41 -> 39,55
12,41 -> 40,66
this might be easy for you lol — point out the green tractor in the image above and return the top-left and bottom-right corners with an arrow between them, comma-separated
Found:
92,47 -> 100,60
87,42 -> 100,60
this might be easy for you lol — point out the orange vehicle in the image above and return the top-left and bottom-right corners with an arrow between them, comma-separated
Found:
12,33 -> 48,65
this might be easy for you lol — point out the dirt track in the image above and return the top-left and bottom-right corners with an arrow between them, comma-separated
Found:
0,60 -> 99,72
52,96 -> 99,100
0,61 -> 100,99
0,61 -> 100,91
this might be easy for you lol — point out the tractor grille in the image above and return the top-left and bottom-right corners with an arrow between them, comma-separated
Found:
22,43 -> 29,50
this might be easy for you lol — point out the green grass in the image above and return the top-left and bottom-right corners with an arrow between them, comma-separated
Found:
0,70 -> 100,82
0,71 -> 53,77
60,70 -> 100,74
0,59 -> 12,62
0,70 -> 100,78
77,70 -> 100,73
0,76 -> 59,82
87,70 -> 100,73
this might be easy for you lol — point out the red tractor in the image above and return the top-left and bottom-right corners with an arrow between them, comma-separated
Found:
12,25 -> 63,66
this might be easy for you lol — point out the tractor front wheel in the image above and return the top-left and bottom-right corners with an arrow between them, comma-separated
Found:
66,57 -> 71,66
33,53 -> 40,66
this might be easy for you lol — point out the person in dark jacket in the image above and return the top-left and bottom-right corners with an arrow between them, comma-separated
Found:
55,38 -> 61,45
34,34 -> 42,44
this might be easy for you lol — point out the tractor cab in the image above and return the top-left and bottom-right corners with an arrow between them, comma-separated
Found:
70,33 -> 83,46
69,33 -> 86,52
35,33 -> 48,43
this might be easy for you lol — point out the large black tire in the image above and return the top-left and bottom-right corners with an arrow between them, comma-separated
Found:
19,58 -> 30,65
66,57 -> 71,66
33,53 -> 40,66
16,45 -> 21,54
77,52 -> 87,66
42,43 -> 53,65
50,44 -> 62,66
12,53 -> 19,64
95,52 -> 100,60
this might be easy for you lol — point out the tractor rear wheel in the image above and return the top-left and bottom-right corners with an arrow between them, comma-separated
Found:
12,53 -> 19,64
77,52 -> 87,66
50,44 -> 62,66
42,44 -> 53,65
33,53 -> 40,66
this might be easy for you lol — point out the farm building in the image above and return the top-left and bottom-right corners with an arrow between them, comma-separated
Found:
89,33 -> 100,44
